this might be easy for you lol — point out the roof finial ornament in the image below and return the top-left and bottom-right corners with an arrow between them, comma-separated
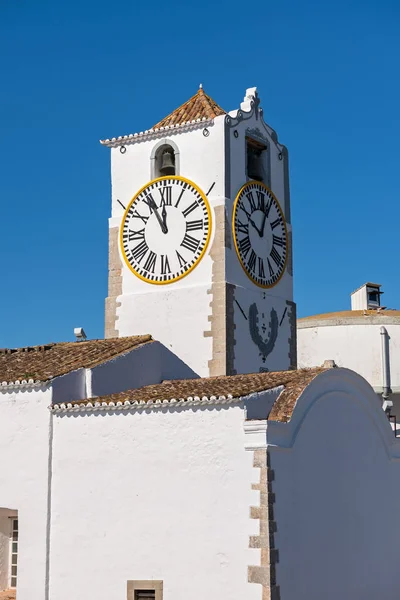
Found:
199,83 -> 203,89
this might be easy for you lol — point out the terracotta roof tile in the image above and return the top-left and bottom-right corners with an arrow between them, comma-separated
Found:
0,591 -> 16,600
153,88 -> 226,129
64,368 -> 324,422
0,335 -> 152,383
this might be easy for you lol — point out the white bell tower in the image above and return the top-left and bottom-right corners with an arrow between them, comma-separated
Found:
102,86 -> 296,377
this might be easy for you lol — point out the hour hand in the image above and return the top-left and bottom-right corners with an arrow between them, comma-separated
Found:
161,204 -> 168,233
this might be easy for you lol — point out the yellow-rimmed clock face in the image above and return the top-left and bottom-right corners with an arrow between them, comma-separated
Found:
232,181 -> 288,288
120,176 -> 212,284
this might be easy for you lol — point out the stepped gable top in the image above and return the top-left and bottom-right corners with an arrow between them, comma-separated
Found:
58,367 -> 324,423
0,335 -> 152,384
153,88 -> 226,129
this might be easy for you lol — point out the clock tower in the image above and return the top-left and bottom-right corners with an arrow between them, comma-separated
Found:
101,86 -> 296,377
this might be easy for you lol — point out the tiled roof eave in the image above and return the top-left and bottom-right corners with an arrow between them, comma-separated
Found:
51,393 -> 239,413
100,117 -> 213,148
1,379 -> 49,391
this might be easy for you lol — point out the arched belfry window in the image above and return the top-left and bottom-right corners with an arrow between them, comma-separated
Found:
150,139 -> 180,179
246,136 -> 268,183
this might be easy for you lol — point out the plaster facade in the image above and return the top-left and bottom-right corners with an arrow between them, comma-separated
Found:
266,368 -> 400,600
297,314 -> 400,415
0,341 -> 196,599
0,386 -> 51,600
2,349 -> 400,600
103,88 -> 295,376
49,403 -> 261,600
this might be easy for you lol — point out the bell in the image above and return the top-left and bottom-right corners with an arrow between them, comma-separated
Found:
160,149 -> 175,175
247,148 -> 262,181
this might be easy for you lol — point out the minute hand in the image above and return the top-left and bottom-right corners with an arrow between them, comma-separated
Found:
148,198 -> 167,233
249,216 -> 262,237
259,212 -> 267,237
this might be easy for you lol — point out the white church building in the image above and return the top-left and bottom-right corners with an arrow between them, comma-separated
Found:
298,282 -> 400,419
2,87 -> 400,600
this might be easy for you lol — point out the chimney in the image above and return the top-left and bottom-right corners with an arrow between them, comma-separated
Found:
350,283 -> 383,311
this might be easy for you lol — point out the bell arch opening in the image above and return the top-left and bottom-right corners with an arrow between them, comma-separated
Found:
150,139 -> 180,179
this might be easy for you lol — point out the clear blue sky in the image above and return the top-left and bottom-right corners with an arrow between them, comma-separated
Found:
1,0 -> 399,348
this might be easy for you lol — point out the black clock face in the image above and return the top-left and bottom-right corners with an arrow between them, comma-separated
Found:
120,176 -> 211,284
233,181 -> 287,288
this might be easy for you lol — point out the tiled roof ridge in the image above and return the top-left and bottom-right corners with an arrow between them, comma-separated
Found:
0,343 -> 55,354
0,335 -> 150,354
0,335 -> 153,385
152,88 -> 226,129
52,367 -> 325,422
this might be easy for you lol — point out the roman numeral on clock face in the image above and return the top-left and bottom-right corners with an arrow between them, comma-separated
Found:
142,193 -> 157,213
258,257 -> 265,279
247,250 -> 256,273
161,254 -> 171,275
176,251 -> 187,268
131,210 -> 149,224
186,220 -> 203,232
270,245 -> 281,267
240,205 -> 252,220
159,186 -> 172,206
256,190 -> 265,212
264,196 -> 273,217
236,220 -> 249,235
131,240 -> 148,263
144,251 -> 157,273
182,201 -> 198,218
246,191 -> 257,212
273,234 -> 285,247
270,217 -> 282,230
181,233 -> 200,253
239,236 -> 251,258
128,228 -> 145,241
175,189 -> 185,208
267,258 -> 274,277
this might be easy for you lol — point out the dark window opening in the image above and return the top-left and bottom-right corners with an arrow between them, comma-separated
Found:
135,592 -> 155,600
10,518 -> 18,588
246,137 -> 267,182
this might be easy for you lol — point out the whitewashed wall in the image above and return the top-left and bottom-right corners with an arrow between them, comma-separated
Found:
111,118 -> 226,377
267,368 -> 400,600
297,322 -> 400,393
0,387 -> 51,600
49,404 -> 260,600
90,341 -> 198,398
0,343 -> 198,598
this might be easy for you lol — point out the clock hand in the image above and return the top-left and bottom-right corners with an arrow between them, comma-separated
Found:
161,204 -> 168,233
249,216 -> 262,237
259,212 -> 267,237
148,198 -> 167,234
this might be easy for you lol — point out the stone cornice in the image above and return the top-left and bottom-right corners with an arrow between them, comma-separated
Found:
100,117 -> 213,148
